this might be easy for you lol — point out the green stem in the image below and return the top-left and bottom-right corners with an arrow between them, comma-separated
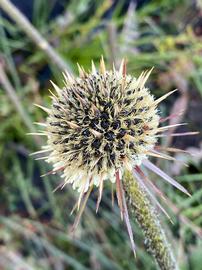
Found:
123,170 -> 178,270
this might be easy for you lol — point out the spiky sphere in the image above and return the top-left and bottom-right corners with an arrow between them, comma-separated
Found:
44,60 -> 159,192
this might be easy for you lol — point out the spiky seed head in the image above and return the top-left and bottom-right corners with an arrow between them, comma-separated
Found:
40,59 -> 160,192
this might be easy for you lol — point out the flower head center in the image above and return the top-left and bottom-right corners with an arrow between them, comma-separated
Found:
47,70 -> 159,183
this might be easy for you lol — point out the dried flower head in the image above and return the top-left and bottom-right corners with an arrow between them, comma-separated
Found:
46,60 -> 160,190
32,58 -> 198,253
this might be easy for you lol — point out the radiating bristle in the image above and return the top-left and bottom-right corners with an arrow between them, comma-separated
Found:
156,131 -> 199,137
27,132 -> 47,136
63,70 -> 74,85
143,160 -> 191,196
35,58 -> 161,192
33,57 -> 195,255
50,80 -> 62,95
77,63 -> 86,78
100,56 -> 106,75
34,104 -> 50,114
139,68 -> 154,90
153,89 -> 178,106
91,60 -> 97,74
119,59 -> 127,76
157,123 -> 187,132
33,122 -> 47,127
134,168 -> 173,223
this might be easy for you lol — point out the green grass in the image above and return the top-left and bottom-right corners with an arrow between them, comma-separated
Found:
0,0 -> 202,269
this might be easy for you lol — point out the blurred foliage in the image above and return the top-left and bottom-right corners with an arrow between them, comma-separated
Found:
0,0 -> 202,269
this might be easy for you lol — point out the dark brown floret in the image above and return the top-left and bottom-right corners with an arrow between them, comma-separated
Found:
129,130 -> 135,136
82,129 -> 91,137
90,118 -> 99,129
58,131 -> 67,135
109,153 -> 116,164
101,119 -> 110,129
97,158 -> 103,172
137,96 -> 143,102
62,138 -> 69,143
94,150 -> 101,157
81,139 -> 89,146
101,112 -> 109,120
83,116 -> 90,124
50,122 -> 60,126
129,142 -> 134,149
53,104 -> 61,110
105,131 -> 115,141
124,119 -> 132,128
54,114 -> 62,119
104,143 -> 112,152
111,120 -> 121,130
92,139 -> 102,149
117,129 -> 127,139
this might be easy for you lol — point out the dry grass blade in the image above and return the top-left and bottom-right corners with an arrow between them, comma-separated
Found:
0,0 -> 71,72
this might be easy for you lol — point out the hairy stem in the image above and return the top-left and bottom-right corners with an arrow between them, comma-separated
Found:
123,170 -> 178,270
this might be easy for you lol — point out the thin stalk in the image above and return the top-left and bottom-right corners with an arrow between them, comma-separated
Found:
0,0 -> 71,72
0,62 -> 34,133
0,62 -> 42,145
0,14 -> 21,90
123,170 -> 178,270
14,158 -> 37,218
107,22 -> 118,68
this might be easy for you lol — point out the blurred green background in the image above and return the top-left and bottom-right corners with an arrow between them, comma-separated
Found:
0,0 -> 202,269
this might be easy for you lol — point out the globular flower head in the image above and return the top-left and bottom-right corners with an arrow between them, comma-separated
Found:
33,57 -> 197,253
43,59 -> 160,193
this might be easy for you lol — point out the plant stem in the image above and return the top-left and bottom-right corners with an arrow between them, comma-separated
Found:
0,62 -> 32,132
0,61 -> 43,145
0,0 -> 71,72
123,170 -> 178,270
